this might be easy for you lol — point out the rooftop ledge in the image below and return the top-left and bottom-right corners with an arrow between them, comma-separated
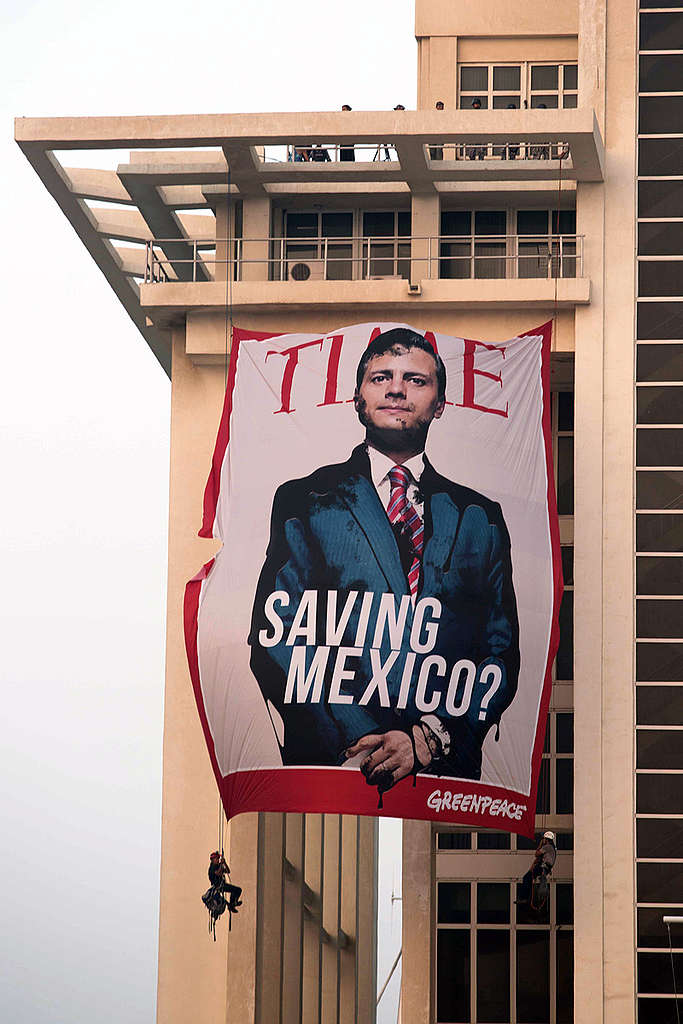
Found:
140,277 -> 590,330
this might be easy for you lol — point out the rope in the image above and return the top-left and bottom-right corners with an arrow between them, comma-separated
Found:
224,164 -> 234,389
666,920 -> 681,1024
551,146 -> 564,336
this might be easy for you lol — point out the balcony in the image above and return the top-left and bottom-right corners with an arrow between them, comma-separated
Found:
144,234 -> 584,284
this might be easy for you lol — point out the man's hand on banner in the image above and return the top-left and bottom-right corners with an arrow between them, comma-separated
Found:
344,728 -> 432,794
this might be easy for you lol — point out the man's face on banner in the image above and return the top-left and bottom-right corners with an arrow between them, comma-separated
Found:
354,344 -> 445,453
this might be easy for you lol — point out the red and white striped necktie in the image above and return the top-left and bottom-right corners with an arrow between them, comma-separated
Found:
387,465 -> 424,596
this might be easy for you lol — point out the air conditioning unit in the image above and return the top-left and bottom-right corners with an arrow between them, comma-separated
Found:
287,260 -> 325,282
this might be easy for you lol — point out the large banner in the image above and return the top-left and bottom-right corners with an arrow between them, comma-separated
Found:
185,321 -> 562,837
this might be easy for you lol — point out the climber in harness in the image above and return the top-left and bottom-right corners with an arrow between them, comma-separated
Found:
202,852 -> 242,938
516,831 -> 556,910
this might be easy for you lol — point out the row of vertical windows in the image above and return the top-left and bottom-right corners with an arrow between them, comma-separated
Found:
637,12 -> 683,1021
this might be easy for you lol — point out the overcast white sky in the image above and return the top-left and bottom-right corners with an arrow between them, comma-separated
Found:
1,2 -> 416,1021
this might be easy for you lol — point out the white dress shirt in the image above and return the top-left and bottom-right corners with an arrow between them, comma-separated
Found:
366,445 -> 425,517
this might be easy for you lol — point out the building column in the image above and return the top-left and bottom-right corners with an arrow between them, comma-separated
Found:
401,819 -> 432,1024
214,197 -> 236,283
241,196 -> 271,282
410,193 -> 440,285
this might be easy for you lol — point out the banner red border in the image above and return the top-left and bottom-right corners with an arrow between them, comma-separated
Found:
185,321 -> 562,838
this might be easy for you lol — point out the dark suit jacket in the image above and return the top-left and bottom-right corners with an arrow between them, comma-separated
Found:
249,444 -> 519,780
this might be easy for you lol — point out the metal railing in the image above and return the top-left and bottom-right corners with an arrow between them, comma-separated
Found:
258,142 -> 571,164
144,234 -> 584,284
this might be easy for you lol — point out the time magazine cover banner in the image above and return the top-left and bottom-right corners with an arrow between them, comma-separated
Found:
185,321 -> 562,837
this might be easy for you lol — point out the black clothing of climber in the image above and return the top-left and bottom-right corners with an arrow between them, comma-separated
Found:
206,851 -> 242,910
517,831 -> 556,904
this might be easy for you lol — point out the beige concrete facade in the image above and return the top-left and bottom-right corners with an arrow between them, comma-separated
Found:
19,0 -> 672,1020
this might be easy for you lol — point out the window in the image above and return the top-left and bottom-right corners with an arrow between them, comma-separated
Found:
362,210 -> 411,279
458,62 -> 578,110
282,210 -> 353,281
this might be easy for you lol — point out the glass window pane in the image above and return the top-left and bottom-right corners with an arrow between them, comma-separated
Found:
637,597 -> 683,637
563,65 -> 578,90
461,66 -> 488,92
397,211 -> 411,236
636,471 -> 683,510
637,345 -> 683,381
556,589 -> 574,680
637,773 -> 683,813
639,224 -> 683,259
640,261 -> 683,299
461,95 -> 488,109
639,951 -> 683,993
493,94 -> 521,109
363,211 -> 394,237
637,818 -> 683,858
640,139 -> 683,177
636,515 -> 683,552
640,12 -> 683,51
637,428 -> 683,467
543,715 -> 550,753
517,931 -> 550,1023
558,390 -> 575,430
557,883 -> 574,925
556,712 -> 574,753
637,556 -> 683,595
556,831 -> 574,850
637,642 -> 683,680
640,54 -> 683,93
531,94 -> 559,108
477,930 -> 510,1022
561,545 -> 574,586
286,213 -> 318,238
638,729 -> 683,769
437,929 -> 471,1023
321,212 -> 352,238
637,386 -> 683,424
437,831 -> 473,850
556,759 -> 574,813
477,883 -> 510,923
638,997 -> 683,1024
638,301 -> 683,341
640,181 -> 683,220
557,930 -> 574,1024
474,210 -> 506,235
531,65 -> 558,91
517,834 -> 538,850
557,435 -> 574,514
477,830 -> 511,849
441,211 -> 472,235
563,94 -> 578,108
493,65 -> 521,91
518,209 -> 549,235
638,861 -> 683,904
536,757 -> 550,814
438,881 -> 471,923
637,684 -> 683,722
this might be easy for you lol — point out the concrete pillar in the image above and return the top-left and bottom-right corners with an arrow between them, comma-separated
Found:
410,193 -> 440,285
241,197 -> 271,282
401,819 -> 432,1024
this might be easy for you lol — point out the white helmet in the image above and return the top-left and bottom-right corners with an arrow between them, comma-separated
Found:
543,831 -> 556,843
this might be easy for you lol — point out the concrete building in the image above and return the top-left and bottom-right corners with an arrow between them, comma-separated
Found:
16,0 -> 683,1020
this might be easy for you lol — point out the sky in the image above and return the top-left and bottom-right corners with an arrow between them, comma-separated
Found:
1,1 -> 416,1021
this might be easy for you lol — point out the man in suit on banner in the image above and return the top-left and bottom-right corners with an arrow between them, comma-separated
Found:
248,328 -> 519,795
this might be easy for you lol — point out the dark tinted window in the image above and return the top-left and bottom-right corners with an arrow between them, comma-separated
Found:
557,931 -> 574,1023
517,209 -> 549,235
557,390 -> 574,430
475,210 -> 506,235
286,213 -> 318,237
639,262 -> 683,298
441,210 -> 471,235
397,211 -> 411,236
637,556 -> 683,595
477,883 -> 510,923
637,598 -> 683,637
438,881 -> 471,923
638,301 -> 683,340
640,54 -> 683,93
536,758 -> 550,814
637,386 -> 683,423
557,435 -> 574,514
561,545 -> 574,585
637,729 -> 683,769
437,830 -> 472,849
639,224 -> 683,259
637,428 -> 683,466
556,759 -> 573,813
363,211 -> 395,236
556,590 -> 574,680
637,642 -> 683,680
640,12 -> 683,52
638,997 -> 683,1024
640,138 -> 683,177
556,712 -> 574,753
437,929 -> 471,1022
556,883 -> 573,925
477,930 -> 510,1022
640,96 -> 683,134
639,951 -> 683,994
636,514 -> 683,552
637,817 -> 683,858
477,830 -> 511,849
638,907 -> 682,949
637,772 -> 683,813
637,684 -> 683,721
640,181 -> 683,220
638,861 -> 683,904
637,344 -> 683,381
517,932 -> 550,1022
552,209 -> 577,234
321,212 -> 353,237
636,470 -> 683,510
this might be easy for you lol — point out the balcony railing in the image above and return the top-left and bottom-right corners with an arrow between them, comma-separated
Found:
260,142 -> 571,164
144,234 -> 584,284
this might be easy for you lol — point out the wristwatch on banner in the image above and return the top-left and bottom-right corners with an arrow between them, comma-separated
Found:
420,716 -> 451,759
